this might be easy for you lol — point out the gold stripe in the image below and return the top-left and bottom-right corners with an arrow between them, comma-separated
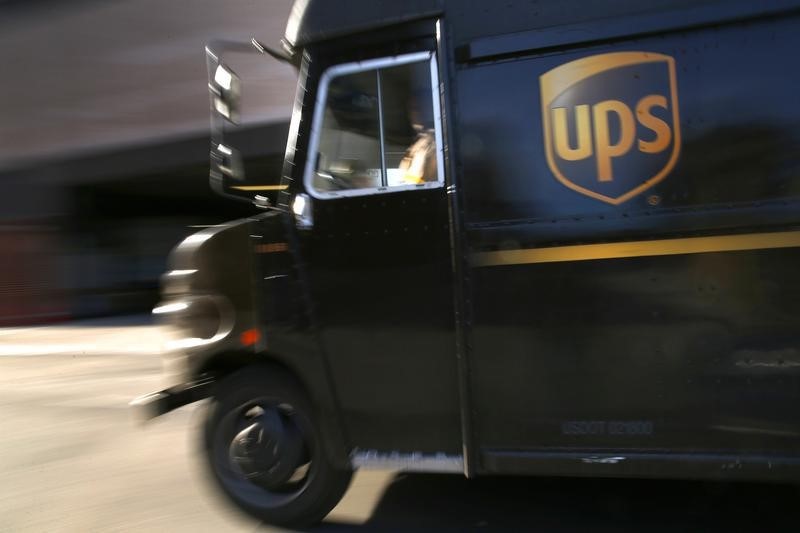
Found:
230,185 -> 289,191
472,230 -> 800,267
255,242 -> 289,254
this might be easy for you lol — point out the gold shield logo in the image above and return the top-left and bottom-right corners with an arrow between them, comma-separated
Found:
540,52 -> 680,205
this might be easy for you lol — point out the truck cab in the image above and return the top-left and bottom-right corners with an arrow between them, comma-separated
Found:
133,0 -> 800,527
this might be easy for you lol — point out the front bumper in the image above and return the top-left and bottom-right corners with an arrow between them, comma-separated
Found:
129,378 -> 215,422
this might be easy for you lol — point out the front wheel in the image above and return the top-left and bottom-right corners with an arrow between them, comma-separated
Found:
203,366 -> 352,528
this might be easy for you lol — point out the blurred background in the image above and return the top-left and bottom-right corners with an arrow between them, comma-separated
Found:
0,0 -> 295,326
0,2 -> 307,530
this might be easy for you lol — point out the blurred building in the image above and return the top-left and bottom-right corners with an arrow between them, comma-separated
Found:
0,0 -> 296,325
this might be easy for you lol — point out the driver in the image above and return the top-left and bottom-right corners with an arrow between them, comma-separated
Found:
398,87 -> 437,184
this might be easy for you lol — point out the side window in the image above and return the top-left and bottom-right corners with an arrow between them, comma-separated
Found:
307,52 -> 443,197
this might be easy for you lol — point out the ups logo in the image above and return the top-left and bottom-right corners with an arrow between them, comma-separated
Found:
540,52 -> 680,204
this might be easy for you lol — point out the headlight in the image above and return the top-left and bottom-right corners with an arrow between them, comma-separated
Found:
153,295 -> 233,352
160,269 -> 198,296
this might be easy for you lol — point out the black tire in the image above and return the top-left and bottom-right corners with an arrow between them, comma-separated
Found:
203,365 -> 352,528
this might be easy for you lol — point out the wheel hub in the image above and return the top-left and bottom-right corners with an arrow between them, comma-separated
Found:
228,407 -> 305,490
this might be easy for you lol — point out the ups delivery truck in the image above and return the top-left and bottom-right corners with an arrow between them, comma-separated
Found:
131,0 -> 800,527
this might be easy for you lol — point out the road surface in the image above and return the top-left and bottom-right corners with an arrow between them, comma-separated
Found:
1,317 -> 799,531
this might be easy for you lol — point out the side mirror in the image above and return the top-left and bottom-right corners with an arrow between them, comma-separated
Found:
206,45 -> 249,201
205,40 -> 291,204
209,141 -> 245,196
209,63 -> 241,124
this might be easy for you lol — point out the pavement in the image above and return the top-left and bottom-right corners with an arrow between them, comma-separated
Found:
0,315 -> 166,357
0,316 -> 396,532
2,316 -> 800,531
